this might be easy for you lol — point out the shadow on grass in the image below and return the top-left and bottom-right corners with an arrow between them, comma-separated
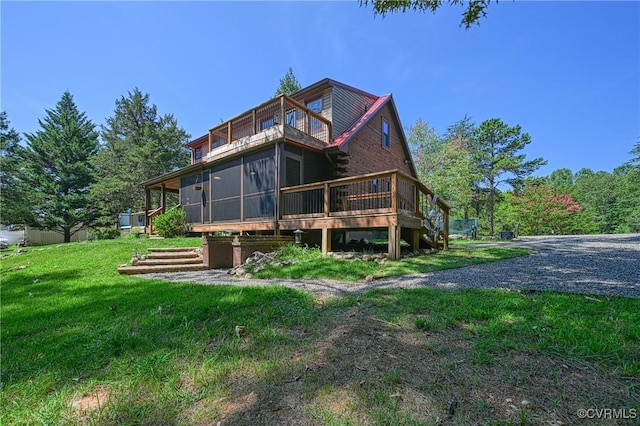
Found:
3,275 -> 639,425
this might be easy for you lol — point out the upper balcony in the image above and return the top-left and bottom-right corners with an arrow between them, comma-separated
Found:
203,95 -> 332,161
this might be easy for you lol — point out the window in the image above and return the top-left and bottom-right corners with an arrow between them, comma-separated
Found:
306,97 -> 323,132
193,147 -> 203,162
285,109 -> 297,127
382,118 -> 390,149
260,117 -> 275,130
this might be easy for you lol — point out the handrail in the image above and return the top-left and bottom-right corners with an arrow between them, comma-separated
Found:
207,94 -> 332,149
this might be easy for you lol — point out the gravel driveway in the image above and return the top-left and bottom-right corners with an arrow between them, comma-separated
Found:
139,234 -> 640,298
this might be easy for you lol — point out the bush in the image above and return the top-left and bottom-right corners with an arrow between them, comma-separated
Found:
153,208 -> 187,238
90,227 -> 120,240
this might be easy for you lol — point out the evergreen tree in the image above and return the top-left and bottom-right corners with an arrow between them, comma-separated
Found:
20,92 -> 99,242
91,88 -> 190,225
274,67 -> 302,97
0,111 -> 29,225
469,118 -> 546,235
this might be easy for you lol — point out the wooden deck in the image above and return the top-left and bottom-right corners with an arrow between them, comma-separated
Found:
187,170 -> 449,259
206,95 -> 332,157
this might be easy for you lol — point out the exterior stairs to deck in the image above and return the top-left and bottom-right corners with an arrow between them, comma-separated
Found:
117,247 -> 207,275
419,226 -> 442,250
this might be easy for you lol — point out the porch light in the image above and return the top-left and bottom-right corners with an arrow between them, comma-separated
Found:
293,229 -> 303,245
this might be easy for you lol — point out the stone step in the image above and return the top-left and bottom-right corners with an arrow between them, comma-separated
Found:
118,263 -> 208,275
146,251 -> 200,259
148,247 -> 200,252
137,257 -> 203,266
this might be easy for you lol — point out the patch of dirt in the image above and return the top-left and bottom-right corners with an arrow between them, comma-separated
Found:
70,386 -> 110,412
188,306 -> 639,425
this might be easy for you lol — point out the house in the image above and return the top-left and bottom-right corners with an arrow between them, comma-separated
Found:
141,78 -> 449,260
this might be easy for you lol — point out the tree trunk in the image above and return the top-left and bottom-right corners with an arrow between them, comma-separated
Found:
63,227 -> 71,243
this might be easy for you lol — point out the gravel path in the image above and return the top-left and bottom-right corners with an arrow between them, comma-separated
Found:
138,234 -> 640,298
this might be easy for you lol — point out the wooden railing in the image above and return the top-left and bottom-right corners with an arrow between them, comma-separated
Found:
207,94 -> 332,152
281,170 -> 448,233
146,207 -> 163,234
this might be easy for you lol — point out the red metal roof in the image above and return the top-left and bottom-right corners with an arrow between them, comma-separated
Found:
328,94 -> 391,148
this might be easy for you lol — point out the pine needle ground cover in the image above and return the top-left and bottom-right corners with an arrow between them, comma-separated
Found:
1,239 -> 638,425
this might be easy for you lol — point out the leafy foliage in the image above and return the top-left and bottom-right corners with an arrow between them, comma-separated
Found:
14,93 -> 100,241
90,226 -> 121,240
409,117 -> 476,216
153,207 -> 187,238
360,0 -> 497,29
503,184 -> 581,235
91,88 -> 190,226
274,67 -> 302,96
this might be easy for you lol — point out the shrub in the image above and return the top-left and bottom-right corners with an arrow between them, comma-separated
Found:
90,227 -> 120,240
153,208 -> 187,238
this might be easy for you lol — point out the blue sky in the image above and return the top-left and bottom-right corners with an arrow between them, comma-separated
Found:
2,1 -> 638,177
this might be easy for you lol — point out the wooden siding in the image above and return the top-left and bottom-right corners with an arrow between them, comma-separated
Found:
331,85 -> 377,137
343,103 -> 414,177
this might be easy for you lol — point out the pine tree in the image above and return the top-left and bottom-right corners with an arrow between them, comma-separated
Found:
0,111 -> 29,225
91,88 -> 190,225
469,118 -> 546,236
274,67 -> 302,97
20,92 -> 100,242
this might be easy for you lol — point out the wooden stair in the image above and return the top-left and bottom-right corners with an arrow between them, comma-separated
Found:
118,247 -> 208,275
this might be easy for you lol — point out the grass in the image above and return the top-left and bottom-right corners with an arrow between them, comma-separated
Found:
1,238 -> 638,425
249,244 -> 530,281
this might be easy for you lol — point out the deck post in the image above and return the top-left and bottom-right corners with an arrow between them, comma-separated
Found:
323,182 -> 330,217
144,188 -> 151,233
321,228 -> 332,255
388,224 -> 400,260
160,184 -> 166,213
391,172 -> 398,213
443,208 -> 449,250
410,228 -> 420,252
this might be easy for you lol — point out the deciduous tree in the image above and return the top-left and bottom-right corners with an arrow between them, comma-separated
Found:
91,89 -> 190,225
360,0 -> 497,29
19,92 -> 100,242
508,184 -> 581,235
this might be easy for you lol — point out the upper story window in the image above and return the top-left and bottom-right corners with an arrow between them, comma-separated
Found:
193,147 -> 203,162
285,109 -> 297,127
382,118 -> 390,149
306,97 -> 323,132
306,97 -> 322,114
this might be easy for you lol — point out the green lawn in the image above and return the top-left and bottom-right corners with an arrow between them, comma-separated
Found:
249,243 -> 530,280
1,238 -> 638,425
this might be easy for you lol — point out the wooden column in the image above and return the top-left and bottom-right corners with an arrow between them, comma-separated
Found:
323,182 -> 330,217
410,228 -> 420,252
443,208 -> 449,250
274,142 -> 281,234
160,184 -> 166,213
388,224 -> 400,260
390,172 -> 398,213
321,228 -> 332,256
144,188 -> 151,233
